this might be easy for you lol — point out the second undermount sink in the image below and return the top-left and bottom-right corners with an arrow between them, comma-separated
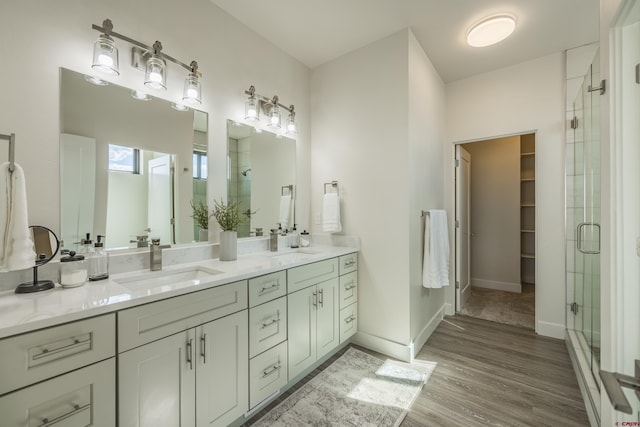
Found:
270,249 -> 321,263
114,266 -> 224,289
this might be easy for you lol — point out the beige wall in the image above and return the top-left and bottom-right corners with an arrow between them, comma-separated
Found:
464,136 -> 521,290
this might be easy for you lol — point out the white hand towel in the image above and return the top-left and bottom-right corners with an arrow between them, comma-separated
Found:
279,194 -> 292,229
0,162 -> 35,272
422,209 -> 450,288
322,192 -> 342,233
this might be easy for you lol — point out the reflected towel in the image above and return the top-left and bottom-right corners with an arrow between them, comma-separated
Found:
279,194 -> 292,229
322,192 -> 342,233
422,210 -> 449,288
0,162 -> 35,272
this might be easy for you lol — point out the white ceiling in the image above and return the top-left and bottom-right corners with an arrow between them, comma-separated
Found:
209,0 -> 599,82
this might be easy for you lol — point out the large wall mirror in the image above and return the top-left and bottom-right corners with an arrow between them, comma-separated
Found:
60,68 -> 208,251
226,120 -> 296,238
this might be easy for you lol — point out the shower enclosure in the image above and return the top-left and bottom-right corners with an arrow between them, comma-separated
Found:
565,45 -> 601,411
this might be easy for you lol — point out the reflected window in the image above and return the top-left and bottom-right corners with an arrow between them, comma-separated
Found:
109,144 -> 140,174
193,151 -> 208,179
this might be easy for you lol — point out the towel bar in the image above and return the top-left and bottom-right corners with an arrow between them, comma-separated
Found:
281,185 -> 294,196
421,210 -> 430,217
0,133 -> 15,173
324,181 -> 339,196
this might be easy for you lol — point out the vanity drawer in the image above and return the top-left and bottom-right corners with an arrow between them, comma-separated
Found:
0,314 -> 115,395
287,258 -> 338,294
339,304 -> 358,344
339,271 -> 358,309
249,341 -> 288,409
339,253 -> 358,275
0,358 -> 115,426
118,280 -> 247,352
248,271 -> 287,307
249,296 -> 287,358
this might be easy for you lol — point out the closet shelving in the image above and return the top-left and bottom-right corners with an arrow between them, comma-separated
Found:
520,135 -> 536,285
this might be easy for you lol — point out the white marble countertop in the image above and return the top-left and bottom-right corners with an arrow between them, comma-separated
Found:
0,245 -> 358,339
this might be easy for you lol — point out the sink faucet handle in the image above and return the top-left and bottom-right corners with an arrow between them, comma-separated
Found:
151,238 -> 161,246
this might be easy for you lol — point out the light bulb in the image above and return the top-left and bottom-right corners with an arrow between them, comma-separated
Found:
149,71 -> 162,83
98,54 -> 113,67
92,34 -> 119,75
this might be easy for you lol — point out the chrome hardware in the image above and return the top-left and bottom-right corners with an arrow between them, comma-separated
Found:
344,281 -> 356,291
270,229 -> 279,252
577,222 -> 601,254
570,302 -> 579,315
261,316 -> 281,329
262,362 -> 282,378
345,315 -> 356,324
200,333 -> 207,364
587,79 -> 606,95
259,281 -> 280,295
41,403 -> 91,426
312,291 -> 318,308
186,338 -> 193,370
129,235 -> 149,248
570,116 -> 579,129
32,334 -> 91,361
318,289 -> 324,307
600,360 -> 640,414
344,260 -> 355,268
150,238 -> 170,271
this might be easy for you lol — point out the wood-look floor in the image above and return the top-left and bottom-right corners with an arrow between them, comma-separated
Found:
246,315 -> 589,427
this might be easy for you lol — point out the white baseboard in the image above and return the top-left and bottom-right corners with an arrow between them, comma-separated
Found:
461,283 -> 472,307
537,320 -> 566,339
444,302 -> 455,316
411,305 -> 445,359
472,278 -> 522,293
352,332 -> 413,362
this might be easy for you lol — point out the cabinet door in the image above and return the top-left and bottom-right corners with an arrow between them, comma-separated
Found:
119,330 -> 196,427
196,311 -> 248,427
0,358 -> 115,427
287,286 -> 317,380
316,278 -> 340,360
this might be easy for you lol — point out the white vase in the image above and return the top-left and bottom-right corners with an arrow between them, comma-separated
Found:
199,228 -> 208,242
219,230 -> 237,261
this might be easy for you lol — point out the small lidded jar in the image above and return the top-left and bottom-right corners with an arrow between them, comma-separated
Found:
300,230 -> 311,248
59,251 -> 88,288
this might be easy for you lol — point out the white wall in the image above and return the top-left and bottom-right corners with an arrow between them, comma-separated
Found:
0,0 -> 310,246
445,53 -> 566,338
311,29 -> 446,358
465,136 -> 521,290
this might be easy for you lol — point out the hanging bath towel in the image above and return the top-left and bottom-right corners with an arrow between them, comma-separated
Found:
322,192 -> 342,233
279,194 -> 292,229
0,162 -> 35,272
422,209 -> 450,288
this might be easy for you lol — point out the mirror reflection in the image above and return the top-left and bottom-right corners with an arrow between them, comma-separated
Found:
59,68 -> 208,251
226,121 -> 296,238
31,225 -> 60,265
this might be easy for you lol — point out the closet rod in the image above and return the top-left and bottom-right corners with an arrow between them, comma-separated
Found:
0,133 -> 15,173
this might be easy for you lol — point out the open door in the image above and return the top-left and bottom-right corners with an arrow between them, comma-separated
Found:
148,155 -> 175,245
455,145 -> 471,312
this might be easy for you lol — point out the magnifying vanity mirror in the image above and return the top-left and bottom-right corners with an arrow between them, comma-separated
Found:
226,120 -> 296,238
14,226 -> 60,294
59,68 -> 208,251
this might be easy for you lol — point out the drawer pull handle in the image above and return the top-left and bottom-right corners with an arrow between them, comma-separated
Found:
262,362 -> 282,378
187,338 -> 194,370
318,289 -> 324,307
41,403 -> 91,426
261,317 -> 281,329
200,333 -> 207,364
33,335 -> 92,361
344,281 -> 356,290
345,315 -> 356,324
259,281 -> 280,295
312,291 -> 318,308
344,260 -> 356,267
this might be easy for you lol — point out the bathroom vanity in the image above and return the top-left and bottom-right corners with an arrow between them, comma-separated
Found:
0,245 -> 358,427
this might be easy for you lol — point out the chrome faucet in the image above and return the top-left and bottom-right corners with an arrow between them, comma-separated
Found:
150,238 -> 170,271
130,235 -> 149,248
270,229 -> 278,252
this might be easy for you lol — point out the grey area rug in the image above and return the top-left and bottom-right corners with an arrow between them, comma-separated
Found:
252,347 -> 435,427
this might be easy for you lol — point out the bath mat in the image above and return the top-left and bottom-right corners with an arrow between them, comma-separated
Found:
251,347 -> 436,427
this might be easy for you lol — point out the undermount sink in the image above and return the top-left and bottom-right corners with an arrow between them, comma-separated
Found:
270,249 -> 320,263
114,266 -> 223,289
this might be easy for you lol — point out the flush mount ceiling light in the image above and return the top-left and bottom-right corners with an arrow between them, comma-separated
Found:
466,14 -> 516,47
91,18 -> 203,100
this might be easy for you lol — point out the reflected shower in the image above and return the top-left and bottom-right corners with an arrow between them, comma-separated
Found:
241,168 -> 251,176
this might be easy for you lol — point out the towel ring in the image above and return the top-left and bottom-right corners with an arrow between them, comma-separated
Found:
281,185 -> 294,196
324,181 -> 339,196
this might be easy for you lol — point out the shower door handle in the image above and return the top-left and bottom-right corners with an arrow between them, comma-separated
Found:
600,359 -> 640,414
577,222 -> 600,254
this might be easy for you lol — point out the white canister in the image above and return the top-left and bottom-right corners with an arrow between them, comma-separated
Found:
59,251 -> 88,288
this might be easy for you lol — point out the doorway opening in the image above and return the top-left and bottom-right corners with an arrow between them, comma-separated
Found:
455,133 -> 536,329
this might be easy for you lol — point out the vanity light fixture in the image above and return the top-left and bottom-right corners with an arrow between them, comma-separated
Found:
171,102 -> 189,111
92,19 -> 119,75
84,74 -> 109,86
243,85 -> 296,136
131,90 -> 150,101
91,18 -> 203,100
466,14 -> 516,47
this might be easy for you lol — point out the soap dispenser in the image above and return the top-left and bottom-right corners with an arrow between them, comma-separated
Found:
89,235 -> 109,281
78,233 -> 94,256
289,224 -> 300,248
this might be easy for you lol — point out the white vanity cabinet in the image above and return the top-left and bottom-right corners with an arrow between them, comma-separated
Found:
338,253 -> 358,343
287,258 -> 340,380
118,281 -> 249,427
0,314 -> 117,427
